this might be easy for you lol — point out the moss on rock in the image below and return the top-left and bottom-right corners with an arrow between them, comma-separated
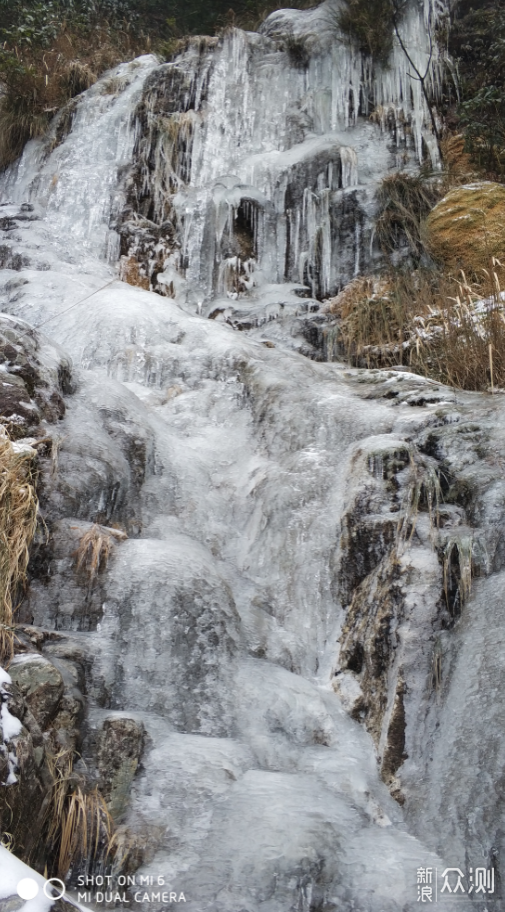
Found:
426,181 -> 505,272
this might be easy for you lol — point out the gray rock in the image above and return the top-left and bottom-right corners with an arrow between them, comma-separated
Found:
0,897 -> 25,912
98,716 -> 145,821
9,655 -> 64,730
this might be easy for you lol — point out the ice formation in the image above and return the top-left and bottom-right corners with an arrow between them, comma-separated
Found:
0,2 -> 501,911
0,667 -> 22,785
2,0 -> 446,308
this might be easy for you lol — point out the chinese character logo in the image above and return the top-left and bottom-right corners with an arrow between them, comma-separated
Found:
417,867 -> 433,903
416,864 -> 495,902
469,867 -> 495,895
441,868 -> 466,894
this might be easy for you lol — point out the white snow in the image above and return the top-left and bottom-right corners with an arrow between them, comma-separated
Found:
0,701 -> 22,742
0,847 -> 54,912
0,666 -> 22,785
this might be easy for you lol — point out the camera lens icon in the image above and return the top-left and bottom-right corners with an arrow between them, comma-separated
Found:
17,877 -> 66,902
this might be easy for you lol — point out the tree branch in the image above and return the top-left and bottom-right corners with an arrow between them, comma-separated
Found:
392,8 -> 442,159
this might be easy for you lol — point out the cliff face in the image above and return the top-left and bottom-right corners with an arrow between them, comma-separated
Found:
0,3 -> 503,912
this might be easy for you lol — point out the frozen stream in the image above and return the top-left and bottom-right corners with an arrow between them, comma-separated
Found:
1,3 -> 504,911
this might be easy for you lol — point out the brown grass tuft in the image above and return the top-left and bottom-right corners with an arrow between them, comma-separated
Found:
62,60 -> 97,98
328,274 -> 407,367
413,263 -> 505,390
375,171 -> 442,261
45,747 -> 115,880
0,428 -> 38,664
334,261 -> 505,391
57,786 -> 113,879
426,181 -> 505,274
73,524 -> 126,583
0,27 -> 143,169
120,255 -> 150,290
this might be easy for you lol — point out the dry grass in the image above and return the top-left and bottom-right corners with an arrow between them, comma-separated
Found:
328,274 -> 408,367
45,747 -> 115,879
57,786 -> 113,879
0,27 -> 143,169
375,171 -> 442,261
426,181 -> 505,274
73,524 -> 126,583
120,255 -> 150,290
0,428 -> 38,664
100,75 -> 130,96
410,262 -> 505,390
106,827 -> 136,877
46,748 -> 74,833
327,275 -> 389,319
334,261 -> 505,391
0,99 -> 50,168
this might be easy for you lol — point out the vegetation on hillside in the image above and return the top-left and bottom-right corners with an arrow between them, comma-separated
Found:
0,0 -> 314,168
331,0 -> 505,392
0,429 -> 38,664
330,261 -> 505,391
0,1 -> 140,167
375,172 -> 442,263
333,0 -> 400,64
449,0 -> 505,180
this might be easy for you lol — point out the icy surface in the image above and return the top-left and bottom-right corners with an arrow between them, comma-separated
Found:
0,2 -> 497,911
142,0 -> 445,302
1,56 -> 159,263
0,272 -> 477,908
0,666 -> 22,784
0,847 -> 54,912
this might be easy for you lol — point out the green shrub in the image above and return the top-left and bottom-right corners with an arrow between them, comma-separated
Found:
449,0 -> 505,179
333,0 -> 397,64
0,2 -> 142,169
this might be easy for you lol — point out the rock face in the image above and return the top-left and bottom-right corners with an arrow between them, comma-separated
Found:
98,716 -> 145,821
8,656 -> 64,730
0,3 -> 504,911
0,660 -> 58,869
0,311 -> 70,440
115,2 -> 441,311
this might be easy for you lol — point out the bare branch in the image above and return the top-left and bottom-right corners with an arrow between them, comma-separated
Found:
392,11 -> 441,156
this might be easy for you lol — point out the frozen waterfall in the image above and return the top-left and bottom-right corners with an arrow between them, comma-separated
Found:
1,2 -> 502,912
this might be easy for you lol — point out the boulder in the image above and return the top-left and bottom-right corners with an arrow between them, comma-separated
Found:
0,673 -> 53,868
8,655 -> 64,730
97,716 -> 144,821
